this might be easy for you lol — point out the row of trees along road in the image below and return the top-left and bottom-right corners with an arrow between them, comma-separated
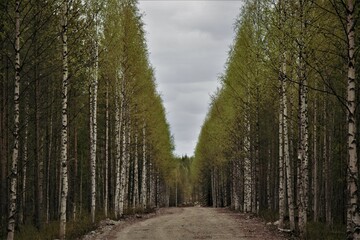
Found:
0,0 -> 177,239
192,0 -> 360,239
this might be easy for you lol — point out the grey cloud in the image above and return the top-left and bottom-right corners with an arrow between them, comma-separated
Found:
139,1 -> 243,156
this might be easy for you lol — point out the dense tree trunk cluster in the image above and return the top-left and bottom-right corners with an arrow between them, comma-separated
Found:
0,1 -> 176,239
192,0 -> 360,238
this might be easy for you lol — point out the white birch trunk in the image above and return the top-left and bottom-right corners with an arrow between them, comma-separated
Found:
282,56 -> 295,231
278,74 -> 285,230
89,78 -> 94,216
149,159 -> 153,208
298,63 -> 309,237
346,0 -> 360,238
7,2 -> 20,238
59,1 -> 69,239
244,113 -> 252,212
119,118 -> 127,216
278,0 -> 286,229
297,1 -> 309,233
284,93 -> 295,231
90,21 -> 99,224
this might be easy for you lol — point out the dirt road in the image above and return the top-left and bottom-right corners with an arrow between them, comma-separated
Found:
108,207 -> 285,240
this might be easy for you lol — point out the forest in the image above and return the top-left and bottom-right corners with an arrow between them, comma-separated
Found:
1,0 -> 359,240
192,0 -> 360,239
0,0 -> 179,239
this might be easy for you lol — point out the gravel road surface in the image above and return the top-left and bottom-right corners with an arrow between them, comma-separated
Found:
110,207 -> 286,240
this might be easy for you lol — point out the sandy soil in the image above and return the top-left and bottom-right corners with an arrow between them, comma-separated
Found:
95,207 -> 287,240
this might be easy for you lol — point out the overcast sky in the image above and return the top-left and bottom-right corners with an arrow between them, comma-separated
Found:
138,1 -> 243,157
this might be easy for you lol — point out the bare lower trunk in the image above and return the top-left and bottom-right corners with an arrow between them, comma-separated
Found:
277,0 -> 288,230
266,152 -> 272,210
211,168 -> 215,207
149,159 -> 153,208
73,126 -> 78,221
297,1 -> 309,236
141,123 -> 147,209
7,2 -> 20,239
346,1 -> 360,238
119,117 -> 127,216
59,2 -> 69,239
150,161 -> 156,208
325,116 -> 332,225
278,79 -> 285,229
282,57 -> 295,231
104,80 -> 109,217
125,122 -> 131,209
0,57 -> 8,228
312,98 -> 318,222
176,169 -> 178,207
90,25 -> 99,224
244,115 -> 252,212
133,129 -> 139,209
233,160 -> 239,210
114,93 -> 121,217
156,171 -> 160,208
19,98 -> 28,224
34,39 -> 43,231
46,87 -> 54,224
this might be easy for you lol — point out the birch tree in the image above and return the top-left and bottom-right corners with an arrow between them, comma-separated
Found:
90,11 -> 99,224
297,0 -> 309,236
59,1 -> 69,238
278,68 -> 286,230
243,111 -> 252,212
345,0 -> 360,238
278,0 -> 295,231
7,1 -> 21,239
